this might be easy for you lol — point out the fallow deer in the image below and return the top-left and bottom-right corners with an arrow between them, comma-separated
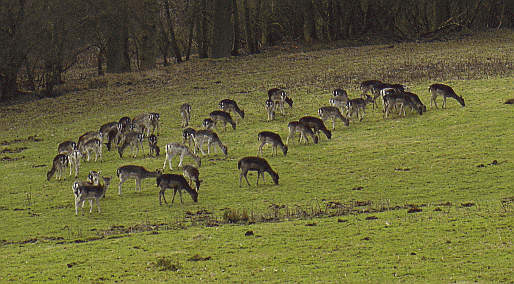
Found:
156,174 -> 198,205
73,176 -> 112,215
162,142 -> 201,171
299,116 -> 332,140
209,110 -> 236,131
257,131 -> 288,157
238,156 -> 279,187
116,165 -> 162,196
193,130 -> 228,156
220,99 -> 245,119
47,154 -> 69,181
180,103 -> 192,127
429,83 -> 465,108
286,121 -> 319,145
318,106 -> 350,130
183,164 -> 202,191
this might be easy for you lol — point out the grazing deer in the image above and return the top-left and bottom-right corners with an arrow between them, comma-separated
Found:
156,174 -> 198,205
347,94 -> 373,121
329,93 -> 349,115
268,88 -> 293,115
182,127 -> 196,148
193,129 -> 228,156
333,88 -> 348,97
132,113 -> 160,137
180,103 -> 192,127
429,83 -> 465,108
220,99 -> 245,119
73,176 -> 112,215
77,131 -> 103,149
257,131 -> 288,157
79,138 -> 103,162
115,117 -> 133,145
202,118 -> 216,130
299,116 -> 332,140
402,92 -> 426,113
117,131 -> 144,158
383,92 -> 423,118
99,121 -> 119,151
286,121 -> 319,145
238,156 -> 279,187
58,140 -> 77,155
162,142 -> 201,171
265,99 -> 276,121
148,134 -> 160,157
183,164 -> 202,191
117,165 -> 162,196
47,154 -> 69,181
209,110 -> 236,131
67,149 -> 82,178
318,106 -> 350,130
360,80 -> 383,95
371,82 -> 405,109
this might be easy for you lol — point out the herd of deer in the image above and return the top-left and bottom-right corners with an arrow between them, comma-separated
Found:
46,81 -> 465,215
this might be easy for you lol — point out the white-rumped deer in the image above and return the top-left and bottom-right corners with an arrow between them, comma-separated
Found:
429,83 -> 465,108
318,106 -> 350,130
162,142 -> 201,171
287,121 -> 319,145
73,176 -> 112,215
193,130 -> 228,156
299,116 -> 332,140
220,99 -> 245,119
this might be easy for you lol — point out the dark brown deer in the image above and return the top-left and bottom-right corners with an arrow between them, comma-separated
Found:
220,99 -> 245,119
156,174 -> 198,205
299,116 -> 332,140
238,156 -> 279,187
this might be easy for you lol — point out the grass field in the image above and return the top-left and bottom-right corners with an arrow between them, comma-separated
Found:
1,29 -> 513,282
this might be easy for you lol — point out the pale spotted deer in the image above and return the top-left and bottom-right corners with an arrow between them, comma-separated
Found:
79,138 -> 103,162
180,103 -> 192,127
238,156 -> 279,187
257,131 -> 288,157
162,142 -> 201,171
318,106 -> 350,130
156,174 -> 198,205
132,113 -> 160,137
286,121 -> 319,145
193,129 -> 228,156
73,176 -> 112,215
116,165 -> 162,196
429,83 -> 465,108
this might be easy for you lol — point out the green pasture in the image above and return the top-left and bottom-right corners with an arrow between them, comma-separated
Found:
0,30 -> 513,282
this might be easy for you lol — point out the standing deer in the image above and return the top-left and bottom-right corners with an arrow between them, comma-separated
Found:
180,103 -> 192,127
238,156 -> 279,187
162,142 -> 201,171
318,106 -> 350,130
73,176 -> 112,215
99,121 -> 119,151
117,165 -> 162,196
268,88 -> 293,115
117,131 -> 144,158
347,94 -> 373,121
429,83 -> 465,108
265,99 -> 276,121
156,174 -> 198,205
47,154 -> 69,181
220,99 -> 245,119
193,130 -> 228,156
132,113 -> 160,137
183,164 -> 202,191
257,131 -> 288,156
209,110 -> 236,131
182,127 -> 196,148
286,121 -> 319,145
299,116 -> 332,140
148,134 -> 160,157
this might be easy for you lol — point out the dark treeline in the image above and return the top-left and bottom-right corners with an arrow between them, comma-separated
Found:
1,0 -> 513,101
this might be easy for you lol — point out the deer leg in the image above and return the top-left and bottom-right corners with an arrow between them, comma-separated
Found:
136,178 -> 142,192
171,188 -> 178,203
178,152 -> 185,167
159,187 -> 168,205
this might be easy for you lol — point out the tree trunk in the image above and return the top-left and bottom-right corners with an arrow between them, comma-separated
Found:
231,0 -> 240,56
106,13 -> 131,73
164,0 -> 183,63
198,0 -> 209,59
243,0 -> 258,54
211,0 -> 233,59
